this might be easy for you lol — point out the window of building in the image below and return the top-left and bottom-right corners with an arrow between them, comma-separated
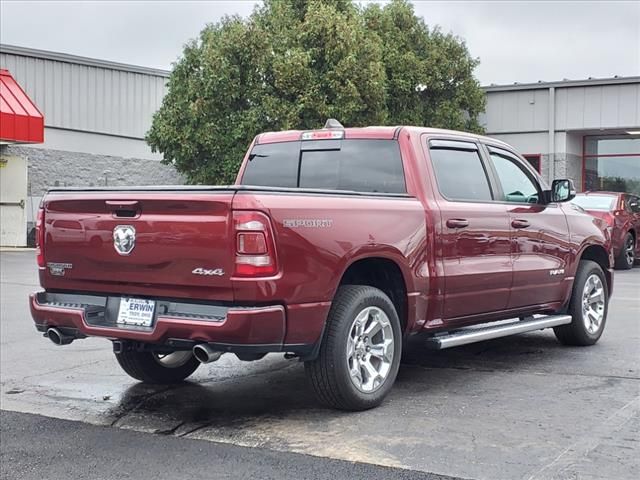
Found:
429,143 -> 493,201
522,154 -> 541,173
584,136 -> 640,195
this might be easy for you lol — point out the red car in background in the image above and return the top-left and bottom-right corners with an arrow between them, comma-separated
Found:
573,192 -> 640,269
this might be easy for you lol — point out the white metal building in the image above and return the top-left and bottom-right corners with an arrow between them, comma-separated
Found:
481,77 -> 640,194
1,44 -> 639,247
0,44 -> 183,246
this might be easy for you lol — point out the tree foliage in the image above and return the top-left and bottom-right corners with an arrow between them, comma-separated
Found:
146,0 -> 485,184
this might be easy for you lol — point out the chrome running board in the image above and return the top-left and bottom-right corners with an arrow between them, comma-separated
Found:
425,315 -> 572,350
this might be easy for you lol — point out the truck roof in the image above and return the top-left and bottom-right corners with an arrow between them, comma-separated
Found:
256,126 -> 512,149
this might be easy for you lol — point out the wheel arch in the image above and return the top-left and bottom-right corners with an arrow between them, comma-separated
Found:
578,244 -> 612,294
337,256 -> 410,334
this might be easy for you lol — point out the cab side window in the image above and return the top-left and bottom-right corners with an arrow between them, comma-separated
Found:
489,151 -> 540,204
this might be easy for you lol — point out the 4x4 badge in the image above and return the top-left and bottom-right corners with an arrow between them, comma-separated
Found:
113,225 -> 136,256
192,267 -> 225,276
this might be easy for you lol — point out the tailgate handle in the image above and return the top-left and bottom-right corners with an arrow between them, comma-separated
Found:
106,200 -> 140,217
106,200 -> 140,208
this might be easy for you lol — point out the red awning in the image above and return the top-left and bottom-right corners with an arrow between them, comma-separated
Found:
0,69 -> 44,144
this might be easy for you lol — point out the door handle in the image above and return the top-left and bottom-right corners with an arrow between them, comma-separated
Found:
511,219 -> 530,229
446,218 -> 469,229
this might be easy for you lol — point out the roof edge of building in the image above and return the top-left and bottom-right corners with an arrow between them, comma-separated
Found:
3,44 -> 638,93
0,44 -> 170,78
483,76 -> 640,92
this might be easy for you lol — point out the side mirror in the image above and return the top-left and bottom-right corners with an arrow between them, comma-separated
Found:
630,201 -> 640,213
550,179 -> 576,203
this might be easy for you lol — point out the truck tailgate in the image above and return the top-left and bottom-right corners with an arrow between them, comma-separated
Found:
41,191 -> 236,301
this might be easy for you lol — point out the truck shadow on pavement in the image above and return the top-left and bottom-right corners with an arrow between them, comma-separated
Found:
106,330 -> 580,433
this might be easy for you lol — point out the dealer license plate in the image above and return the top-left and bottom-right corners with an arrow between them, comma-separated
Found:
117,298 -> 156,327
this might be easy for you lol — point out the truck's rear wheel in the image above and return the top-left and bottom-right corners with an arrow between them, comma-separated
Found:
554,260 -> 608,346
115,350 -> 200,384
305,285 -> 402,411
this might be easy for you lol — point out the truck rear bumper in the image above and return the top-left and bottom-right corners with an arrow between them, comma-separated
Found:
30,291 -> 324,357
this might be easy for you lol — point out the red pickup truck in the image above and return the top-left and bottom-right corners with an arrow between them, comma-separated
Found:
31,122 -> 614,410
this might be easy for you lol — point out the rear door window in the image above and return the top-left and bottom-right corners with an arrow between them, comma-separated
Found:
241,139 -> 406,194
428,141 -> 493,201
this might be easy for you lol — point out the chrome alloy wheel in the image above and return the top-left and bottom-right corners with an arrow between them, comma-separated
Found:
581,274 -> 606,334
346,306 -> 395,393
153,351 -> 193,368
625,235 -> 635,266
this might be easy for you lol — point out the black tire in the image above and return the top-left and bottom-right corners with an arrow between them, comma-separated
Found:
554,260 -> 608,346
115,350 -> 200,384
614,232 -> 635,270
305,285 -> 402,411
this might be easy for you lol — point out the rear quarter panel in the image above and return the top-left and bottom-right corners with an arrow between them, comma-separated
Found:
231,192 -> 429,342
232,193 -> 428,303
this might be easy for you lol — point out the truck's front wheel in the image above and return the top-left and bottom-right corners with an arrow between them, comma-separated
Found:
305,285 -> 402,411
115,350 -> 200,384
554,260 -> 608,346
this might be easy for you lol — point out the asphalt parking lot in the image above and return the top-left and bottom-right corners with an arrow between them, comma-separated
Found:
1,250 -> 639,479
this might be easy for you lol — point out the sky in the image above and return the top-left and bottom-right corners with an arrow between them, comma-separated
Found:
1,0 -> 639,86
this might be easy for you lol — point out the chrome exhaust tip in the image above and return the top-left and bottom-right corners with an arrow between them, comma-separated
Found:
46,327 -> 74,346
192,343 -> 223,364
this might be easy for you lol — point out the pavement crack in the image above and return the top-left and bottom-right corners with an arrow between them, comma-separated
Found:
155,421 -> 185,435
401,363 -> 640,381
109,385 -> 176,427
20,359 -> 110,381
177,422 -> 213,438
0,280 -> 41,287
525,395 -> 640,480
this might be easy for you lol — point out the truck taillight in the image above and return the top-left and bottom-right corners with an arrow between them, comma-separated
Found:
35,207 -> 45,268
237,232 -> 267,254
233,211 -> 277,277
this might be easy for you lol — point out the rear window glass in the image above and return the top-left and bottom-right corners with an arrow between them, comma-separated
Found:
241,141 -> 300,188
241,139 -> 406,194
572,195 -> 616,211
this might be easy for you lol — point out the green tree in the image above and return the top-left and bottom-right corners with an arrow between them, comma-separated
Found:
147,0 -> 485,184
